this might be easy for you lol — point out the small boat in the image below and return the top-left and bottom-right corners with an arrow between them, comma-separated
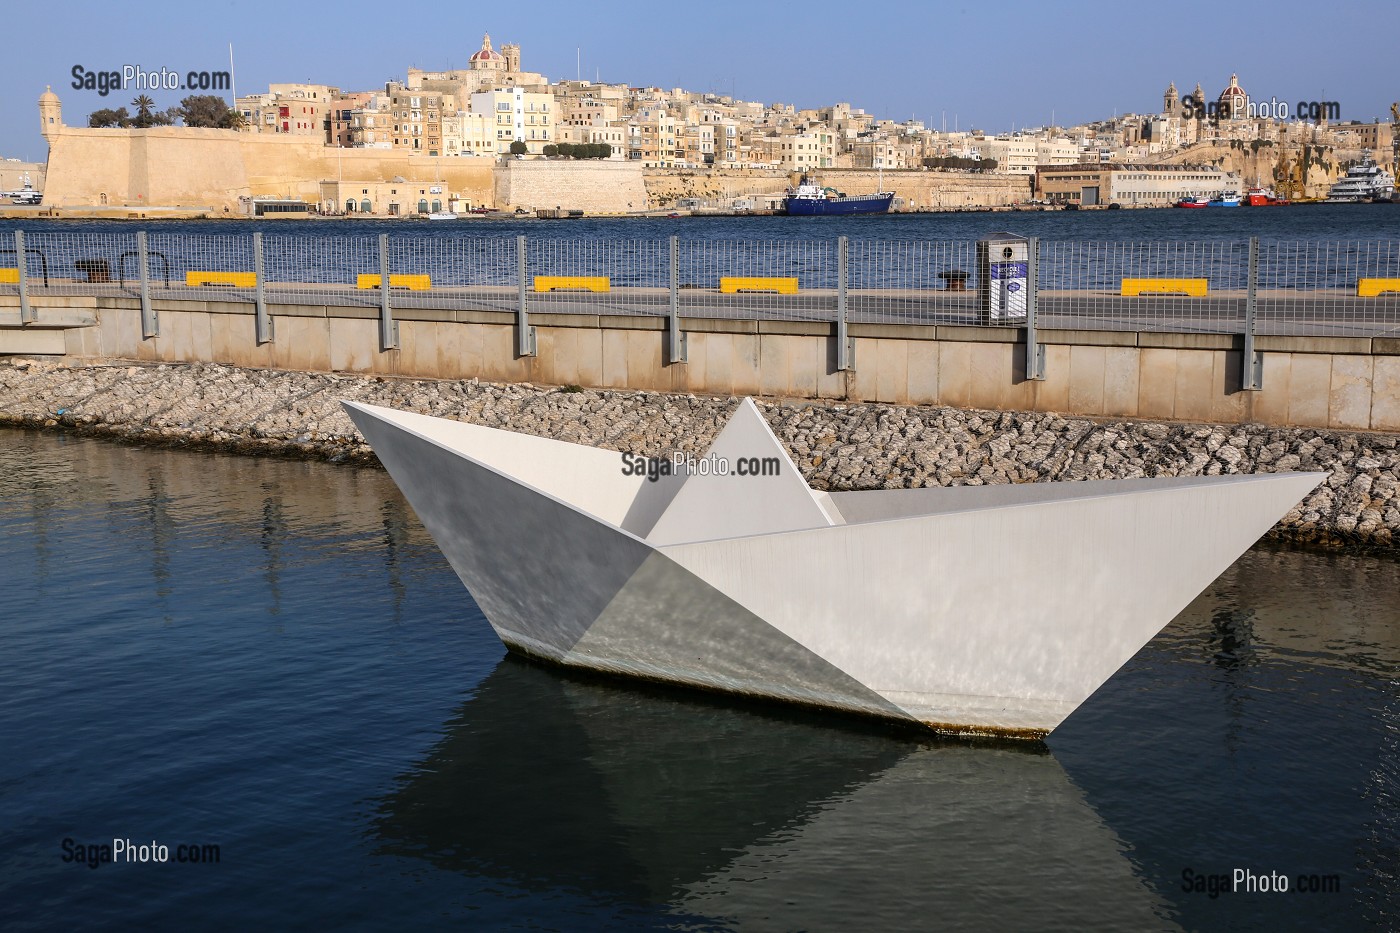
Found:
1244,186 -> 1289,206
1207,191 -> 1241,207
427,211 -> 459,221
1325,154 -> 1397,203
343,398 -> 1323,739
1175,196 -> 1210,208
785,176 -> 893,216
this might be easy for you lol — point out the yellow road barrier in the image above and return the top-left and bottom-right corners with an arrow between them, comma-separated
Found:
720,276 -> 798,294
1121,278 -> 1208,297
1358,278 -> 1400,298
356,273 -> 431,291
186,271 -> 256,287
534,276 -> 611,293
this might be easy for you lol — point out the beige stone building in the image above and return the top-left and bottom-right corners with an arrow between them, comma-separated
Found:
470,87 -> 557,153
389,87 -> 454,155
236,84 -> 341,139
328,91 -> 378,148
440,111 -> 499,157
1036,163 -> 1239,206
627,106 -> 680,166
319,178 -> 483,215
851,138 -> 909,170
406,35 -> 548,98
778,129 -> 836,170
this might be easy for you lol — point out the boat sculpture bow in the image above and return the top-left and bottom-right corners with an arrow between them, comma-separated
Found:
343,399 -> 1322,738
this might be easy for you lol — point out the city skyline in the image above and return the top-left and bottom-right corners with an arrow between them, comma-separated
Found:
2,0 -> 1397,160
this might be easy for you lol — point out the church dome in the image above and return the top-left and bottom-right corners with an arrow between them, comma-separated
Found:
1217,74 -> 1247,103
470,34 -> 505,65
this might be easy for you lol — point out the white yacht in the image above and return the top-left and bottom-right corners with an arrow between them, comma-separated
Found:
1325,155 -> 1396,203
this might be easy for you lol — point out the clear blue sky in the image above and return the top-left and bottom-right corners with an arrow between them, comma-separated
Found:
3,0 -> 1396,161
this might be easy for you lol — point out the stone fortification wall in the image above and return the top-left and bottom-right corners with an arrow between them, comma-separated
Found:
0,161 -> 46,194
643,168 -> 791,208
493,159 -> 650,212
1156,143 -> 1379,199
0,358 -> 1395,549
808,170 -> 1031,209
38,127 -> 1032,214
40,127 -> 495,209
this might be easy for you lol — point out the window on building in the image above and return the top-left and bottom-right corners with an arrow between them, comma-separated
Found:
360,199 -> 372,212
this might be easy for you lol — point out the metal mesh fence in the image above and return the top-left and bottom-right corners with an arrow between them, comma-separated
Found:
675,239 -> 837,321
1037,240 -> 1248,334
848,239 -> 980,325
262,235 -> 380,309
1255,240 -> 1400,337
0,230 -> 17,298
3,230 -> 1399,337
526,239 -> 668,316
1,231 -> 142,299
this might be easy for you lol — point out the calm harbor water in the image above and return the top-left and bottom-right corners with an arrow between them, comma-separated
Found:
1,200 -> 1398,242
1,431 -> 1396,930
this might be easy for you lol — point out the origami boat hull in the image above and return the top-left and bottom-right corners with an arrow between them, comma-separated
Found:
343,399 -> 1323,738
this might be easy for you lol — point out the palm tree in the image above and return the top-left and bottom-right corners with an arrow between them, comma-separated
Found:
131,95 -> 156,128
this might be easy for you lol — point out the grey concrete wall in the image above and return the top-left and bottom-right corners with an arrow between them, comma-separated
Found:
4,293 -> 1399,432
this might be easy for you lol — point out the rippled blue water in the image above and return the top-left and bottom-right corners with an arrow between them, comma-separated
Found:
1,431 -> 1396,930
1,201 -> 1398,243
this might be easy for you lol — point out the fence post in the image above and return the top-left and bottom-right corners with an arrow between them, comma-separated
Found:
15,229 -> 34,325
667,235 -> 686,363
378,233 -> 398,351
252,231 -> 273,345
836,235 -> 852,371
1024,236 -> 1045,380
1242,236 -> 1262,390
515,234 -> 535,357
137,230 -> 158,337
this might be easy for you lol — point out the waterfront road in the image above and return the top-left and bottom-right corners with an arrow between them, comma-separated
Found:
5,282 -> 1399,337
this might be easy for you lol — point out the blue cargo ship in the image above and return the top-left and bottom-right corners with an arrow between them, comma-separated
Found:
784,177 -> 894,215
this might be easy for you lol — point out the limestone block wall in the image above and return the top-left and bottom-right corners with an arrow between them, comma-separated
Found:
643,168 -> 790,208
808,170 -> 1031,209
40,128 -> 497,209
0,161 -> 46,194
7,294 -> 1396,433
493,159 -> 649,212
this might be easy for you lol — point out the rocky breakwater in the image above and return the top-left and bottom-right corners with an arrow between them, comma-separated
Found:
1,358 -> 1397,549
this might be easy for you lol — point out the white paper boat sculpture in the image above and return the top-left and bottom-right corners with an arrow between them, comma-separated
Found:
343,398 -> 1323,739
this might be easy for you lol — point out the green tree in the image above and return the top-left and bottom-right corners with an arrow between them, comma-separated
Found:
177,95 -> 241,129
130,95 -> 156,128
542,144 -> 558,156
509,139 -> 528,155
88,107 -> 132,128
